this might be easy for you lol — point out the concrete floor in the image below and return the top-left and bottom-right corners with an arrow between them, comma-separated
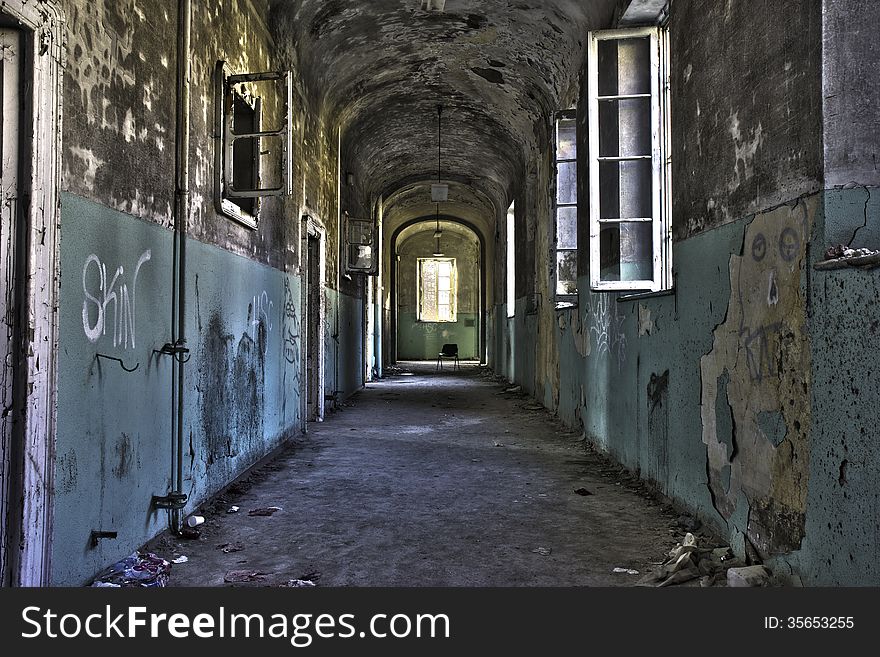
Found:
156,363 -> 685,586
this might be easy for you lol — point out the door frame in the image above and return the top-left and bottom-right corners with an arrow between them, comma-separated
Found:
0,1 -> 63,586
300,215 -> 326,425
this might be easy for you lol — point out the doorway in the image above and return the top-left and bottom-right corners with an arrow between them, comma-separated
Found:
0,26 -> 24,587
0,1 -> 63,587
306,235 -> 321,421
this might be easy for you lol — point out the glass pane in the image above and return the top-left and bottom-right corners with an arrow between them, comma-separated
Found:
349,245 -> 372,270
598,159 -> 653,220
348,221 -> 373,245
597,37 -> 651,97
556,118 -> 577,160
557,161 -> 577,205
556,250 -> 578,295
598,98 -> 652,158
599,222 -> 653,282
556,206 -> 577,250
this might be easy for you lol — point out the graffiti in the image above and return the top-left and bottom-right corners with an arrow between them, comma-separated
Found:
739,322 -> 783,383
248,291 -> 273,355
587,293 -> 627,366
282,278 -> 300,372
751,233 -> 767,262
778,227 -> 800,262
82,250 -> 151,350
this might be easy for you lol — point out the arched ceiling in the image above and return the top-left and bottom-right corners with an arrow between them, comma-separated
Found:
396,219 -> 481,252
270,0 -> 617,234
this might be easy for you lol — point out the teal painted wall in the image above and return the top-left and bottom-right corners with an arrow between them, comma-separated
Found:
529,193 -> 865,582
53,194 -> 303,585
397,313 -> 479,361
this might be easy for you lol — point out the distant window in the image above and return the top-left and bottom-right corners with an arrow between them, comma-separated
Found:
215,62 -> 293,229
554,110 -> 578,299
418,258 -> 457,322
588,27 -> 672,292
506,202 -> 515,317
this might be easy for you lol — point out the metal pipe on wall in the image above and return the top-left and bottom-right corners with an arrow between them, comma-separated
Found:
171,0 -> 192,533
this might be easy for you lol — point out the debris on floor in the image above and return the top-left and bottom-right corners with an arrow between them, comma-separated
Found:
532,547 -> 552,556
171,555 -> 189,564
727,565 -> 771,588
503,386 -> 522,393
91,552 -> 172,588
186,515 -> 205,528
217,542 -> 244,554
493,440 -> 504,447
574,488 -> 593,496
281,579 -> 317,588
637,533 -> 745,587
249,506 -> 283,516
613,567 -> 640,575
815,244 -> 880,270
224,570 -> 269,583
227,506 -> 240,514
179,527 -> 201,540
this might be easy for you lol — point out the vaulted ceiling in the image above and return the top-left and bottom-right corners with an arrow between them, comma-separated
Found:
270,0 -> 618,238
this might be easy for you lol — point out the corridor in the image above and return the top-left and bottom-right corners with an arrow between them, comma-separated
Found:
1,0 -> 879,589
162,364 -> 678,587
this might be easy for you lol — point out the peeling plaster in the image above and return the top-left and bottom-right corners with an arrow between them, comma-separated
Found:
700,198 -> 814,556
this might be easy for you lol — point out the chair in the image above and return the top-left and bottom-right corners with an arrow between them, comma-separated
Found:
436,343 -> 460,371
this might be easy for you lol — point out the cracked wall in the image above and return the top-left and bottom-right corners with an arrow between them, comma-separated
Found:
700,199 -> 814,557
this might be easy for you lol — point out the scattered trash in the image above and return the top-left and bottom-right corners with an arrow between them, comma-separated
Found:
90,552 -> 171,588
676,514 -> 702,532
224,570 -> 269,583
249,506 -> 283,517
179,526 -> 201,540
471,459 -> 482,463
573,488 -> 593,496
227,506 -> 240,514
816,244 -> 880,270
171,555 -> 189,564
727,565 -> 771,588
218,542 -> 244,554
493,440 -> 504,447
281,579 -> 316,588
503,386 -> 522,393
532,547 -> 552,556
613,567 -> 640,575
637,533 -> 743,588
185,515 -> 205,528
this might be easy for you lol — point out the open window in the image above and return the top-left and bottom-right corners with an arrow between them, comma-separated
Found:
215,62 -> 293,229
418,258 -> 457,322
554,110 -> 578,302
588,27 -> 672,292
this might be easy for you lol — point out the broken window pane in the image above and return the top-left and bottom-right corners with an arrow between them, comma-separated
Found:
556,250 -> 578,296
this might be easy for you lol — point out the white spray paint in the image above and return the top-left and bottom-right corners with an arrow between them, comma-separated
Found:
82,250 -> 152,349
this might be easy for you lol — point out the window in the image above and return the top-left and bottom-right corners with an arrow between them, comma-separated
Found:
506,202 -> 515,317
418,258 -> 457,322
588,27 -> 671,292
554,110 -> 578,299
215,62 -> 293,228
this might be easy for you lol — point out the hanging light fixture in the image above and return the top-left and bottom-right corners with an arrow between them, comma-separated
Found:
432,104 -> 444,257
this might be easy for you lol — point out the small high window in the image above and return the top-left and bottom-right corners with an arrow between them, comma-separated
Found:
418,258 -> 457,322
214,62 -> 293,229
588,27 -> 672,292
554,110 -> 578,299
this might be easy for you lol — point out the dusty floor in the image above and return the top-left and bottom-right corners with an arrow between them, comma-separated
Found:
152,363 -> 691,586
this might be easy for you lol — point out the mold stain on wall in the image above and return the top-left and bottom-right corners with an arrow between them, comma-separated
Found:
700,197 -> 815,557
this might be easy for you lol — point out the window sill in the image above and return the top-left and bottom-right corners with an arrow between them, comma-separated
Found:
617,288 -> 675,303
